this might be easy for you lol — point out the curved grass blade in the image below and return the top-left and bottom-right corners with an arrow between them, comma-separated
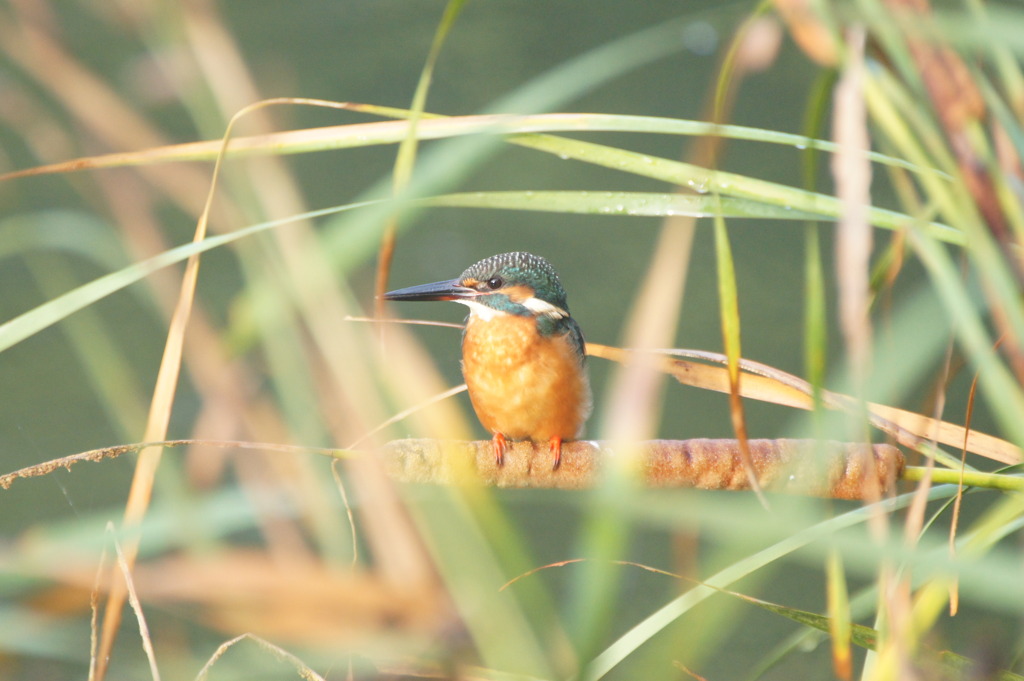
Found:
0,201 -> 382,354
583,480 -> 1023,681
426,190 -> 828,219
0,112 -> 945,181
506,134 -> 963,244
378,0 -> 468,313
910,228 -> 1024,447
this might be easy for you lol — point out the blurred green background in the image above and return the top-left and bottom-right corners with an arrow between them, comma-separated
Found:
1,1 -> 1021,679
0,0 -> 828,462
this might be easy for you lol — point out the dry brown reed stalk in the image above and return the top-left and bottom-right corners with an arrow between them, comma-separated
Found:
0,440 -> 338,490
195,633 -> 326,681
1,437 -> 902,500
586,343 -> 1023,465
381,438 -> 904,500
887,0 -> 1008,246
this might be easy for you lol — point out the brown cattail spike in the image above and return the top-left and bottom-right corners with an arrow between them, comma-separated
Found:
381,439 -> 904,500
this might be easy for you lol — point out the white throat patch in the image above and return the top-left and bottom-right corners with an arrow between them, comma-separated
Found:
457,299 -> 505,321
456,296 -> 567,321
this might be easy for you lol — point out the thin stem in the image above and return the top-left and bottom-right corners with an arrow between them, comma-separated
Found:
902,465 -> 1024,491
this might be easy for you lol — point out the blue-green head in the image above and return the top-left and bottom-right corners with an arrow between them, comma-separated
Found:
383,251 -> 575,336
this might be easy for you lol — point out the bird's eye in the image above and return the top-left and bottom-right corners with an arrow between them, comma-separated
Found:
486,276 -> 504,290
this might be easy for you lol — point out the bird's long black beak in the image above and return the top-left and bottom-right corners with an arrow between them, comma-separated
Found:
382,278 -> 476,302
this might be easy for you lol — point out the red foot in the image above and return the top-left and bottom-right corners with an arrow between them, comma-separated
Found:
491,433 -> 508,467
549,436 -> 563,470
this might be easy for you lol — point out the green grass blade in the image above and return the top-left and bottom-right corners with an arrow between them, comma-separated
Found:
392,0 -> 467,189
0,201 -> 382,354
826,549 -> 854,679
426,190 -> 829,219
713,205 -> 742,378
581,490 -> 935,681
505,134 -> 963,243
4,113 -> 948,182
911,228 -> 1024,446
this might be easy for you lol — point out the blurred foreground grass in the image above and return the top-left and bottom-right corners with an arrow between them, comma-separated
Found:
1,1 -> 1024,679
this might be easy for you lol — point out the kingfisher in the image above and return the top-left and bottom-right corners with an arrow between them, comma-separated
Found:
383,251 -> 592,469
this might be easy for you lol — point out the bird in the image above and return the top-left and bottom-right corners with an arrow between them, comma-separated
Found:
383,251 -> 592,469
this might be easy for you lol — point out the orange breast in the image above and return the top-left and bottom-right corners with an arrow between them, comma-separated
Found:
461,315 -> 592,442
